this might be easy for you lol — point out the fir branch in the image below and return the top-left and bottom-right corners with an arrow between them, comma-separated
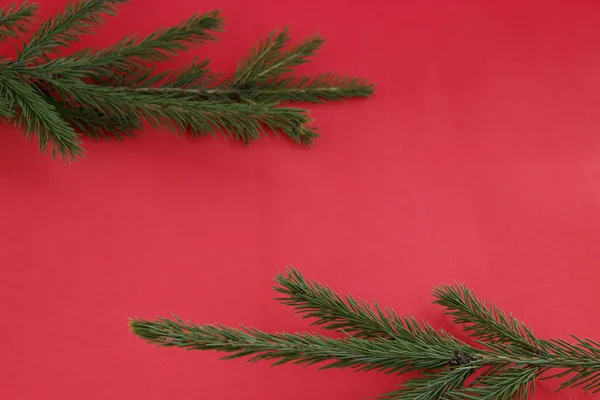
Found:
447,367 -> 537,400
273,266 -> 458,343
49,100 -> 139,140
379,368 -> 474,400
130,267 -> 600,400
0,1 -> 37,41
0,1 -> 374,160
246,74 -> 375,104
18,0 -> 128,64
432,284 -> 541,352
253,34 -> 325,83
162,58 -> 213,89
46,78 -> 318,144
130,316 -> 466,374
232,28 -> 290,86
0,73 -> 82,160
533,337 -> 600,392
38,76 -> 372,104
0,94 -> 13,119
233,28 -> 326,87
48,10 -> 224,81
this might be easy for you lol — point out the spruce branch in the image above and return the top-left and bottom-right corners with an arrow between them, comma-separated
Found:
130,267 -> 600,400
18,0 -> 128,63
245,75 -> 376,104
40,10 -> 224,82
43,77 -> 318,143
0,73 -> 83,158
445,366 -> 537,400
0,0 -> 374,162
130,316 -> 467,375
273,266 -> 455,342
0,95 -> 13,118
432,284 -> 542,352
49,99 -> 139,140
232,27 -> 291,86
380,368 -> 475,399
0,1 -> 37,42
252,34 -> 324,83
161,58 -> 213,89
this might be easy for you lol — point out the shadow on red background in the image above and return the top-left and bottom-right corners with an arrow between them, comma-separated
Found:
1,0 -> 600,398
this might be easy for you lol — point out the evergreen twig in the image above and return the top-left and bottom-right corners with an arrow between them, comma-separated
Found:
130,267 -> 600,400
18,0 -> 128,63
0,1 -> 37,42
432,284 -> 543,352
0,0 -> 374,161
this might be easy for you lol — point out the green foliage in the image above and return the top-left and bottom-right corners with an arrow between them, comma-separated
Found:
130,317 -> 462,374
0,1 -> 37,42
274,267 -> 461,345
0,0 -> 374,162
432,284 -> 541,351
0,72 -> 82,158
382,368 -> 474,399
446,367 -> 537,400
232,28 -> 324,86
18,0 -> 128,63
130,267 -> 600,400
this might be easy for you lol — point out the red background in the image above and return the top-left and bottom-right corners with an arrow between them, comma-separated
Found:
1,0 -> 600,398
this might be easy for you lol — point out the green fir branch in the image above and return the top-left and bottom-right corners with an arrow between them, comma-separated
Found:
254,34 -> 324,83
0,73 -> 82,159
446,367 -> 537,400
273,267 -> 457,343
534,337 -> 600,392
130,316 -> 466,375
246,74 -> 375,104
49,99 -> 140,140
0,0 -> 374,161
379,368 -> 474,400
47,10 -> 224,82
0,93 -> 13,119
18,0 -> 128,63
0,1 -> 37,41
432,284 -> 542,352
232,27 -> 291,86
44,78 -> 318,144
130,267 -> 600,400
162,58 -> 213,88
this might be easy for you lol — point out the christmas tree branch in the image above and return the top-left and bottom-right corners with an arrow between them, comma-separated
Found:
38,10 -> 224,81
0,1 -> 37,41
0,72 -> 83,158
381,368 -> 475,399
273,266 -> 449,341
130,267 -> 600,400
445,366 -> 538,400
130,316 -> 467,375
0,0 -> 374,161
235,30 -> 325,86
245,75 -> 375,104
39,77 -> 318,143
17,0 -> 128,63
49,99 -> 139,140
432,284 -> 542,352
232,27 -> 292,87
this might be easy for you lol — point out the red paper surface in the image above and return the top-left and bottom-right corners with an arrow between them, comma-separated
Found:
1,0 -> 600,398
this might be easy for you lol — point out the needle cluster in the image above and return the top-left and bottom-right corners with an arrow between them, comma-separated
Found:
0,0 -> 374,161
131,267 -> 600,400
